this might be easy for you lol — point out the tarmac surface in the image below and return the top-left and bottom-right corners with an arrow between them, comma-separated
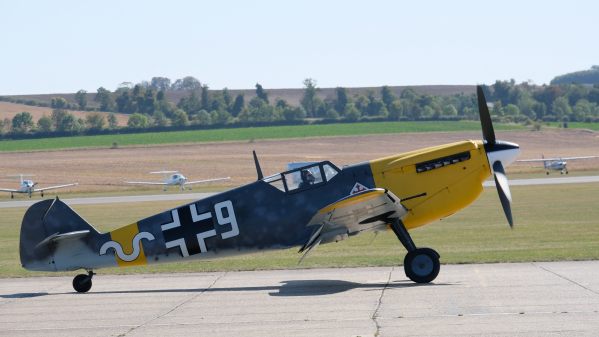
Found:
1,175 -> 599,209
1,261 -> 598,337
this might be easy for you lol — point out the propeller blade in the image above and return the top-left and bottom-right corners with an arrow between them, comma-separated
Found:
492,161 -> 513,227
477,85 -> 496,145
253,150 -> 263,180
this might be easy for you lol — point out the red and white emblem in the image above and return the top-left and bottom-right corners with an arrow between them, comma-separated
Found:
350,182 -> 369,195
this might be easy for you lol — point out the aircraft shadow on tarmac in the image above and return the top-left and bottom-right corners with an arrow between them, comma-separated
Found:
1,279 -> 453,299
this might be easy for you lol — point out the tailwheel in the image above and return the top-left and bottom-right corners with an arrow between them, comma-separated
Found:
404,248 -> 440,283
73,271 -> 94,293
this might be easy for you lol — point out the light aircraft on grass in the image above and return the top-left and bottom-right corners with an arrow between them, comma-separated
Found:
19,86 -> 520,293
125,171 -> 230,191
0,174 -> 77,199
517,155 -> 599,175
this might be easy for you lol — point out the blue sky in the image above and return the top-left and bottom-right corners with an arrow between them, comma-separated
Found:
1,0 -> 598,95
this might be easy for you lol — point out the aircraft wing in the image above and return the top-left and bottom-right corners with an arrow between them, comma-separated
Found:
516,158 -> 551,163
298,188 -> 408,261
34,183 -> 78,192
556,156 -> 599,160
518,155 -> 598,162
186,177 -> 231,185
0,188 -> 19,192
125,181 -> 168,185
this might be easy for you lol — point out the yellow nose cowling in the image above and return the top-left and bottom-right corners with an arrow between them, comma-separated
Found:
369,140 -> 491,230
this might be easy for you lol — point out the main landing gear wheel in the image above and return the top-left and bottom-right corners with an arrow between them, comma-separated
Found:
404,248 -> 440,283
390,218 -> 441,284
73,272 -> 94,293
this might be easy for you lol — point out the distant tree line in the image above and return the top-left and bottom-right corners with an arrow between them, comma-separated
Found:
550,66 -> 599,85
2,76 -> 599,137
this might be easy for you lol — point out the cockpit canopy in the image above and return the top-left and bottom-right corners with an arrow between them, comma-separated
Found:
263,161 -> 340,193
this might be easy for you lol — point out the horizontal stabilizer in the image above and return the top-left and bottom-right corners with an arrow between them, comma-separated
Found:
34,230 -> 91,251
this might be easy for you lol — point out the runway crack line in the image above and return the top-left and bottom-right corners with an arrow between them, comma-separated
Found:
371,266 -> 394,337
116,272 -> 226,337
534,263 -> 599,296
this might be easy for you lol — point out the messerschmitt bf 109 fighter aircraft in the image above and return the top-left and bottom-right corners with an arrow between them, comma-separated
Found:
19,86 -> 520,293
0,174 -> 78,199
125,171 -> 230,191
517,155 -> 598,175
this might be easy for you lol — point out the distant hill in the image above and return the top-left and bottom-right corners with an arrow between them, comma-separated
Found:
550,66 -> 599,85
6,85 -> 475,110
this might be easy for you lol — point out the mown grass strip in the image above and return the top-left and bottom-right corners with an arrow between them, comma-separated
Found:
545,122 -> 599,131
0,121 -> 525,152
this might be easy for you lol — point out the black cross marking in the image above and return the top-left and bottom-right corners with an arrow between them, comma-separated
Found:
161,205 -> 215,257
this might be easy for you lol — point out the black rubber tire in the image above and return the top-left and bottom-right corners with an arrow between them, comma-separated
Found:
404,248 -> 440,283
73,274 -> 92,293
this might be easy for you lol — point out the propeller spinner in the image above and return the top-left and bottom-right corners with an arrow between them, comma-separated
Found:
477,86 -> 520,227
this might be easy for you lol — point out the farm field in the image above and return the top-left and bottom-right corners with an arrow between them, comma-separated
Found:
8,84 -> 476,108
0,101 -> 129,126
0,128 -> 598,196
1,183 -> 598,277
0,121 -> 525,152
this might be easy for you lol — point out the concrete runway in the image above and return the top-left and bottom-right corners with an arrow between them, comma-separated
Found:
1,175 -> 599,209
1,261 -> 598,337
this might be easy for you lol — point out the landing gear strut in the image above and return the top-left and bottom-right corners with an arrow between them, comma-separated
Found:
73,270 -> 94,293
390,218 -> 440,283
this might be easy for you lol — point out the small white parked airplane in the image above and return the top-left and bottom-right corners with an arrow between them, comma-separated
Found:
0,174 -> 78,198
517,155 -> 599,175
126,171 -> 230,191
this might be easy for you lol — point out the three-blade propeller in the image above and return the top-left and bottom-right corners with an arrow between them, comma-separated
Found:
477,86 -> 514,228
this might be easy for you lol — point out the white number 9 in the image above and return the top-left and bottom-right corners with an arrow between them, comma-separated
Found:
214,200 -> 239,239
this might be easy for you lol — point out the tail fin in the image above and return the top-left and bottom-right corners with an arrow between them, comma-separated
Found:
20,198 -> 101,271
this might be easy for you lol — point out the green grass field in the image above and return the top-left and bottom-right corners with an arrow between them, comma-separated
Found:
0,121 -> 525,152
1,182 -> 598,278
546,122 -> 599,131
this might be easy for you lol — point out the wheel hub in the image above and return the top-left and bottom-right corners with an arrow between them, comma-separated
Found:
411,254 -> 434,276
